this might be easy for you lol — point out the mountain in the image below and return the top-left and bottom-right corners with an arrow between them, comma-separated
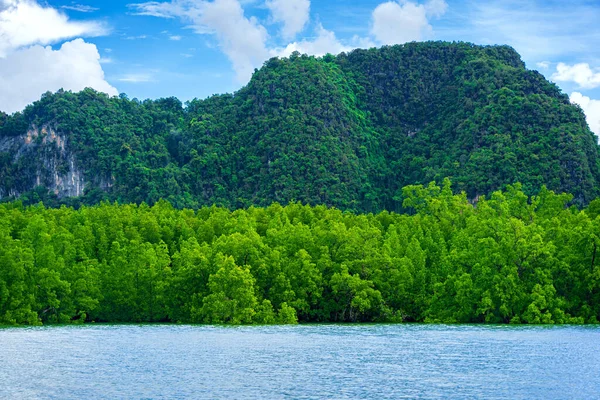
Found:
1,41 -> 599,211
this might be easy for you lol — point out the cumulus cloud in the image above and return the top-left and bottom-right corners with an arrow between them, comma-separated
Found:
371,0 -> 447,45
424,0 -> 448,18
130,0 -> 447,83
553,63 -> 600,89
130,0 -> 269,82
273,0 -> 443,56
200,0 -> 268,81
266,0 -> 310,40
273,24 -> 350,58
0,0 -> 108,57
0,39 -> 118,114
571,92 -> 600,137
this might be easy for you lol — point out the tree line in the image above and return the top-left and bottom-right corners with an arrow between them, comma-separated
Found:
1,179 -> 599,325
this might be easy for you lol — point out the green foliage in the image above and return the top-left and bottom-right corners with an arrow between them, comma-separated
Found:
197,255 -> 257,324
0,182 -> 599,325
1,42 -> 599,210
1,42 -> 599,325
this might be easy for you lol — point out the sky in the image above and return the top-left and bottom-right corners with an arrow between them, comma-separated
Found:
0,0 -> 599,136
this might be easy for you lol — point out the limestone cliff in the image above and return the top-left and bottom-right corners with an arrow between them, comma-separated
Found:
0,125 -> 86,199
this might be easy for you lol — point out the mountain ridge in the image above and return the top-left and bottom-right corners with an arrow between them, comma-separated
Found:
0,41 -> 598,211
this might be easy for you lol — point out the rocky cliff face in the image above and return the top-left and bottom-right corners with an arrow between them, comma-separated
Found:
0,125 -> 86,199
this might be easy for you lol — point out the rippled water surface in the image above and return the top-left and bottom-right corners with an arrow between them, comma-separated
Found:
1,324 -> 599,399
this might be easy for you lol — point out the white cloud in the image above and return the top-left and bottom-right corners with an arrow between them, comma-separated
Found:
350,35 -> 378,50
536,61 -> 550,70
200,0 -> 268,81
130,0 -> 269,82
0,0 -> 108,57
266,0 -> 310,40
371,0 -> 447,45
0,39 -> 118,114
117,73 -> 155,83
553,63 -> 600,89
571,92 -> 600,137
130,0 -> 448,82
61,3 -> 99,13
169,35 -> 182,40
424,0 -> 447,18
273,24 -> 350,58
129,0 -> 185,18
125,35 -> 148,40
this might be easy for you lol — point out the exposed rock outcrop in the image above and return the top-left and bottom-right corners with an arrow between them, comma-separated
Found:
0,125 -> 86,199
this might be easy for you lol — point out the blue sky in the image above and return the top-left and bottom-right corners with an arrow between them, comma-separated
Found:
0,0 -> 599,135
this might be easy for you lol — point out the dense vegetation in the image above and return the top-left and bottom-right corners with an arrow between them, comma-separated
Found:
1,42 -> 599,326
1,180 -> 599,326
1,42 -> 599,211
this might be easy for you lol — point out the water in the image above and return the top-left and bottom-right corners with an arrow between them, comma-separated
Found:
0,324 -> 599,399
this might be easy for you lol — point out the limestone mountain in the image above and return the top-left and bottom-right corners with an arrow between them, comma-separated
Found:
1,41 -> 598,211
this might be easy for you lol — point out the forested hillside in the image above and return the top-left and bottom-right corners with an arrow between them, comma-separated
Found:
1,181 -> 599,325
1,41 -> 598,211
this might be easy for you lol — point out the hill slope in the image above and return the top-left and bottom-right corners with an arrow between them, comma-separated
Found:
0,41 -> 599,211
